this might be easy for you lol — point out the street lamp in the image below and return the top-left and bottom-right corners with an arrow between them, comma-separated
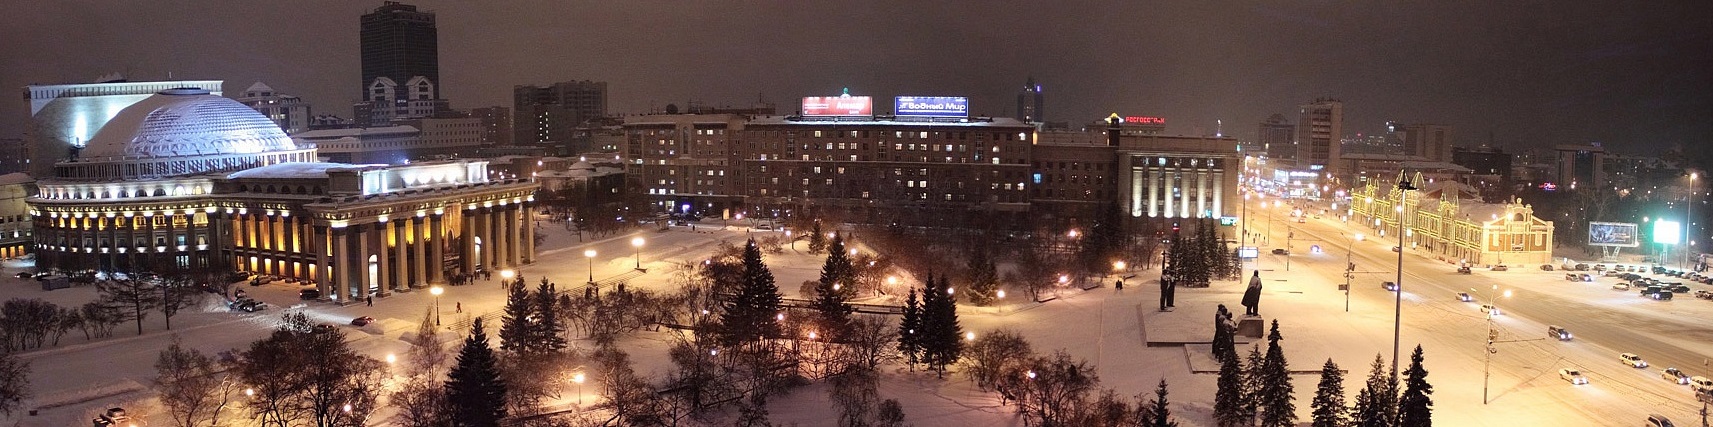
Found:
429,286 -> 444,326
571,370 -> 586,405
1687,172 -> 1698,270
500,269 -> 515,280
1476,285 -> 1511,404
1393,173 -> 1418,377
584,249 -> 597,284
1344,233 -> 1364,312
631,237 -> 646,271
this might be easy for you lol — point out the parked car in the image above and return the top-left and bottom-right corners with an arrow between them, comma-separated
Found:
229,298 -> 267,312
1540,264 -> 1555,271
1654,290 -> 1675,300
1613,283 -> 1632,291
1669,284 -> 1692,293
1621,353 -> 1650,368
1663,367 -> 1692,385
299,289 -> 321,300
1694,290 -> 1713,299
753,224 -> 774,230
1456,292 -> 1474,302
1548,325 -> 1573,341
350,316 -> 375,326
1642,285 -> 1664,297
1691,376 -> 1713,395
1382,281 -> 1399,292
1560,368 -> 1589,385
1491,264 -> 1509,271
1575,263 -> 1590,271
1565,273 -> 1580,281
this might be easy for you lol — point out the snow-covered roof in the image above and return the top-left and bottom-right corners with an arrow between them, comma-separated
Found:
291,125 -> 418,139
225,162 -> 379,180
80,89 -> 300,159
0,173 -> 32,186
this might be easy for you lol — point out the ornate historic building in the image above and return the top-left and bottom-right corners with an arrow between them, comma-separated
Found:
1350,171 -> 1555,266
28,88 -> 537,302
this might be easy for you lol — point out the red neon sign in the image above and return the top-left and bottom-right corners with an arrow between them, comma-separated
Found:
1124,116 -> 1166,125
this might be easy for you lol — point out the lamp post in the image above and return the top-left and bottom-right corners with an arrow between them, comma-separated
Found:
1243,191 -> 1251,247
584,249 -> 597,285
571,370 -> 586,405
1476,285 -> 1511,404
1345,233 -> 1364,312
1688,172 -> 1698,270
429,285 -> 443,326
1393,173 -> 1417,377
631,237 -> 645,271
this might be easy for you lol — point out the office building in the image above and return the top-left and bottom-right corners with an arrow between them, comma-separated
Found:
29,88 -> 537,301
1017,77 -> 1044,123
1258,114 -> 1294,161
360,1 -> 438,100
513,81 -> 609,151
1295,98 -> 1343,177
470,106 -> 513,146
292,117 -> 483,164
1387,122 -> 1452,162
1553,144 -> 1606,190
236,82 -> 312,134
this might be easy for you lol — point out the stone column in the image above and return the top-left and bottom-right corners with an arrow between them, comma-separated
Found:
376,220 -> 392,296
521,202 -> 535,264
430,212 -> 446,284
332,226 -> 349,302
461,208 -> 477,275
315,224 -> 330,299
356,224 -> 372,299
412,215 -> 428,287
394,218 -> 410,288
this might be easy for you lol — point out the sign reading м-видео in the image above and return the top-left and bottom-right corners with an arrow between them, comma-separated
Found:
894,96 -> 969,118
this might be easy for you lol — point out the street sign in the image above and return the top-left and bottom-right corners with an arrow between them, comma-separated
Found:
1238,247 -> 1259,259
1219,217 -> 1238,226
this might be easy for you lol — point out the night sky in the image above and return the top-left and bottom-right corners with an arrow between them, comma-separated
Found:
2,1 -> 1707,153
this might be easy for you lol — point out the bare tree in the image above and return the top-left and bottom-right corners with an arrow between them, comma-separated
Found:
98,279 -> 161,335
0,298 -> 58,351
961,329 -> 1034,391
158,276 -> 202,330
843,315 -> 897,370
591,342 -> 662,425
394,308 -> 449,427
0,352 -> 27,417
235,313 -> 385,427
77,301 -> 121,339
154,338 -> 226,427
827,365 -> 880,427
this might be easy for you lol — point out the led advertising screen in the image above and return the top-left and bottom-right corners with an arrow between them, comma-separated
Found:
894,96 -> 969,118
802,95 -> 873,116
1653,220 -> 1682,245
1588,222 -> 1640,247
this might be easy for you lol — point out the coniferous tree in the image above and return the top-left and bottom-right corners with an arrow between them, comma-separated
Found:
1145,378 -> 1179,427
920,275 -> 963,377
1398,345 -> 1433,427
445,318 -> 507,427
1242,344 -> 1265,424
497,280 -> 532,354
808,221 -> 827,254
1311,359 -> 1349,427
896,287 -> 923,369
811,234 -> 856,338
1352,353 -> 1393,427
532,281 -> 567,353
964,246 -> 999,306
1259,320 -> 1296,427
718,239 -> 782,346
1213,351 -> 1248,427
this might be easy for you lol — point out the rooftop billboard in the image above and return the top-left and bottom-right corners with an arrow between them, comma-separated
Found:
894,96 -> 969,118
802,95 -> 872,117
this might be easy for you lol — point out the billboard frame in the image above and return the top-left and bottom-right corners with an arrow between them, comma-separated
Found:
1588,221 -> 1640,248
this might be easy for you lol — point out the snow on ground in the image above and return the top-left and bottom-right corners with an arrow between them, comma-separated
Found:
3,214 -> 1704,426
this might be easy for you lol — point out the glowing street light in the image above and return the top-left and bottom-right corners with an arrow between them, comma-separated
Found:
499,269 -> 515,280
584,249 -> 598,284
429,286 -> 444,326
631,237 -> 646,270
571,371 -> 587,405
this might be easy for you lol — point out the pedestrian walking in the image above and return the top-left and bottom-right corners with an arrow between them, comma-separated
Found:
366,295 -> 374,307
456,301 -> 462,313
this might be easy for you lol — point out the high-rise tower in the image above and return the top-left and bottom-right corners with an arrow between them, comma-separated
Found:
360,1 -> 439,100
1016,77 -> 1044,123
1295,98 -> 1343,175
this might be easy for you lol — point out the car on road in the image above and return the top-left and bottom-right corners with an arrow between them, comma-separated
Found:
1392,246 -> 1402,252
1653,289 -> 1675,300
1271,248 -> 1289,255
1594,264 -> 1607,271
1621,353 -> 1650,368
228,297 -> 266,312
350,316 -> 375,326
1662,367 -> 1692,384
1691,376 -> 1713,395
1579,273 -> 1594,282
1668,283 -> 1692,293
1575,263 -> 1590,271
298,289 -> 320,300
1565,273 -> 1580,281
1613,283 -> 1632,291
1481,304 -> 1502,315
1491,264 -> 1509,271
1382,281 -> 1399,292
1456,292 -> 1474,302
1541,264 -> 1555,271
1560,368 -> 1589,385
1548,325 -> 1572,341
1648,414 -> 1677,427
753,224 -> 773,230
1296,217 -> 1306,223
1457,266 -> 1472,274
1695,290 -> 1713,299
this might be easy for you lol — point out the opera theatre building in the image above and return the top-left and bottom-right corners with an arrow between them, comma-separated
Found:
28,88 -> 537,301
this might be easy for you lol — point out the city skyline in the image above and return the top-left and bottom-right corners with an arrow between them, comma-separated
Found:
1,1 -> 1707,152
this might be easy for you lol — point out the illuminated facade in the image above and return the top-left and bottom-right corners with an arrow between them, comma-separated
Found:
23,79 -> 225,177
28,89 -> 537,302
1350,171 -> 1554,266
